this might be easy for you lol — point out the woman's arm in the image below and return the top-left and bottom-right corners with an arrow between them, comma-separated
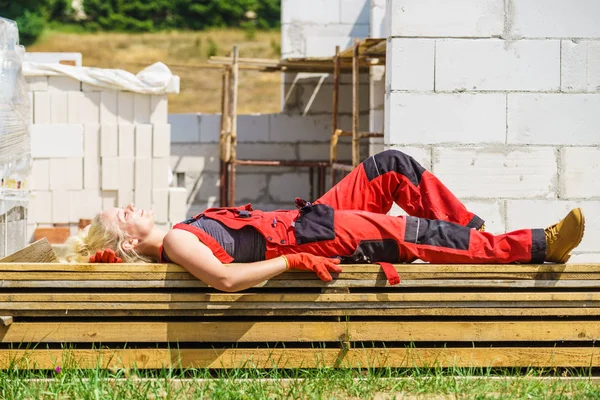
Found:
162,229 -> 287,292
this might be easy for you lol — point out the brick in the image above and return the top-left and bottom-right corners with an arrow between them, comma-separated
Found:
168,187 -> 188,223
510,0 -> 600,38
152,124 -> 171,158
561,40 -> 600,92
52,190 -> 70,223
101,157 -> 119,190
436,39 -> 560,91
388,0 -> 504,37
33,92 -> 50,124
135,124 -> 153,157
102,190 -> 118,209
387,93 -> 505,145
506,200 -> 600,253
340,0 -> 370,24
118,92 -> 135,124
100,91 -> 118,124
152,157 -> 170,189
100,125 -> 118,157
150,95 -> 168,124
67,92 -> 83,123
119,158 -> 135,191
269,172 -> 310,202
68,191 -> 83,223
31,124 -> 83,158
461,200 -> 505,234
134,94 -> 151,124
270,114 -> 332,143
81,92 -> 101,123
387,39 -> 434,91
26,76 -> 48,91
198,114 -> 221,142
281,0 -> 340,24
49,92 -> 68,123
432,147 -> 558,199
560,147 -> 600,198
134,158 -> 152,209
47,76 -> 80,91
118,125 -> 135,157
169,113 -> 200,143
31,159 -> 50,191
30,190 -> 52,223
118,189 -> 134,206
80,190 -> 103,219
170,143 -> 220,173
507,94 -> 600,145
152,189 -> 169,223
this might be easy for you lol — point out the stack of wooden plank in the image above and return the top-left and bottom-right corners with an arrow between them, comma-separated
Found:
0,262 -> 599,370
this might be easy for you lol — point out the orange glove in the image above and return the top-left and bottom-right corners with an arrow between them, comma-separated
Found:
89,249 -> 123,263
282,253 -> 342,282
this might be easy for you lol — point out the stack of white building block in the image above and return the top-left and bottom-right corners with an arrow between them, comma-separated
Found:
27,73 -> 187,237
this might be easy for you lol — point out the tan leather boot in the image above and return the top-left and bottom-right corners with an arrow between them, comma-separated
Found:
545,208 -> 585,263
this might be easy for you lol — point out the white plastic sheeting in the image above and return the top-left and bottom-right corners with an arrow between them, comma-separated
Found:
23,61 -> 180,94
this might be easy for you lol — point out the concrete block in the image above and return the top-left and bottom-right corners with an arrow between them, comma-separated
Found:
370,0 -> 387,37
119,158 -> 135,191
80,190 -> 103,219
506,200 -> 600,253
150,95 -> 168,124
170,143 -> 220,173
387,39 -> 434,91
84,156 -> 100,190
134,188 -> 152,210
152,157 -> 170,189
282,23 -> 370,58
507,94 -> 600,145
84,125 -> 100,158
295,82 -> 370,115
388,0 -> 504,37
152,124 -> 171,158
102,190 -> 118,209
370,67 -> 385,110
30,190 -> 52,223
169,113 -> 200,143
234,173 -> 268,203
118,92 -> 135,125
67,92 -> 83,123
168,187 -> 188,223
100,125 -> 118,157
560,147 -> 600,198
189,172 -> 220,203
52,190 -> 70,223
68,191 -> 82,223
135,124 -> 153,157
81,82 -> 102,91
269,172 -> 311,202
387,93 -> 505,145
237,115 -> 270,142
341,0 -> 370,24
436,39 -> 560,91
118,189 -> 134,206
269,114 -> 332,143
33,92 -> 51,124
568,253 -> 600,263
282,0 -> 340,24
237,143 -> 297,161
561,40 -> 600,92
65,158 -> 83,190
510,0 -> 600,38
134,158 -> 152,209
48,76 -> 80,92
369,109 -> 384,133
198,114 -> 221,142
134,94 -> 151,124
100,91 -> 118,124
50,92 -> 68,124
461,200 -> 505,234
101,157 -> 119,190
26,76 -> 48,91
31,159 -> 50,191
387,146 -> 432,170
81,92 -> 101,124
152,189 -> 169,223
118,125 -> 135,157
432,147 -> 558,199
31,124 -> 83,158
28,92 -> 33,124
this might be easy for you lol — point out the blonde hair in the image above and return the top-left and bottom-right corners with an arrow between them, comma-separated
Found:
65,213 -> 153,263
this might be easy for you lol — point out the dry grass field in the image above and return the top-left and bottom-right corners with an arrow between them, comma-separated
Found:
27,29 -> 282,114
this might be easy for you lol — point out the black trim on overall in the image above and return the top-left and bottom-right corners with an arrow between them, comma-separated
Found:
404,216 -> 471,250
340,239 -> 400,264
294,204 -> 336,245
363,149 -> 425,186
466,215 -> 486,230
530,228 -> 547,264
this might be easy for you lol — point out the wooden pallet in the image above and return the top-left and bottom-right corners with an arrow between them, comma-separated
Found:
0,262 -> 600,369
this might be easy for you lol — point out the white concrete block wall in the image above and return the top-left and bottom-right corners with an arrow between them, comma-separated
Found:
385,0 -> 600,260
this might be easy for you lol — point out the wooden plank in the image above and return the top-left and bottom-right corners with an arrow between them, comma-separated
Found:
0,239 -> 58,263
2,321 -> 600,343
3,347 -> 600,369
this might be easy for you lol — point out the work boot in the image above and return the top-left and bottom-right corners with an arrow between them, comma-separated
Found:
545,208 -> 585,263
477,224 -> 486,232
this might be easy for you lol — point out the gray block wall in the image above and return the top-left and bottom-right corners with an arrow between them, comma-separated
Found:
385,0 -> 600,261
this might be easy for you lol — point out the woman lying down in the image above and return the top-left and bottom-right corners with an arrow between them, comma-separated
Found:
66,149 -> 585,293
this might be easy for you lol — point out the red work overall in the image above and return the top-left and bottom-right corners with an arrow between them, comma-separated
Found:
174,149 -> 546,264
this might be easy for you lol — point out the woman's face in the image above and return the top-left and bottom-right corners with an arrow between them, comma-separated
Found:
102,204 -> 155,241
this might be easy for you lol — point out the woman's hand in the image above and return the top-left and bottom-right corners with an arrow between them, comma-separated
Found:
282,253 -> 342,282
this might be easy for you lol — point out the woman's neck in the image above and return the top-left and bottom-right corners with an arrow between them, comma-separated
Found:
136,227 -> 168,261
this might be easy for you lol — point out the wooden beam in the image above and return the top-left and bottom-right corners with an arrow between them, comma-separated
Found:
0,239 -> 59,263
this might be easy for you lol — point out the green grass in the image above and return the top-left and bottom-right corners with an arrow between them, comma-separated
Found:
1,365 -> 600,399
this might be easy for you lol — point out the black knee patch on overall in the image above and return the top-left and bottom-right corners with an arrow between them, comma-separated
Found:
363,149 -> 425,185
404,216 -> 470,250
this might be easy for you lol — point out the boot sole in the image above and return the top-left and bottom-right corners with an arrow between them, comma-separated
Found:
557,210 -> 586,263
